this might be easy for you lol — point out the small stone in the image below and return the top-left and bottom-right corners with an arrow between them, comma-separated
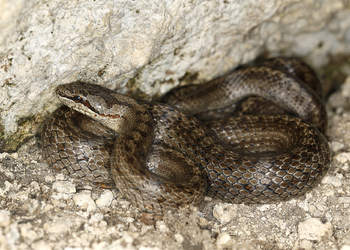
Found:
216,232 -> 231,248
14,190 -> 29,201
5,225 -> 20,248
44,220 -> 71,234
334,152 -> 350,164
20,223 -> 40,243
328,175 -> 343,187
298,218 -> 332,241
0,181 -> 14,196
52,181 -> 76,193
107,232 -> 137,250
0,210 -> 11,227
331,141 -> 344,152
298,200 -> 309,211
73,193 -> 96,212
257,204 -> 271,212
89,213 -> 104,224
300,239 -> 313,250
31,241 -> 52,250
29,181 -> 40,192
341,77 -> 350,97
338,197 -> 350,204
95,190 -> 114,207
174,233 -> 184,243
213,204 -> 237,225
156,221 -> 169,232
10,152 -> 19,159
44,175 -> 55,183
341,245 -> 350,250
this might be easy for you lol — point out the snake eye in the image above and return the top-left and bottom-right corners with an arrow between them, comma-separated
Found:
74,95 -> 82,102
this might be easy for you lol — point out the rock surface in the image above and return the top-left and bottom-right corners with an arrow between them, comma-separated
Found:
1,0 -> 350,151
1,0 -> 350,249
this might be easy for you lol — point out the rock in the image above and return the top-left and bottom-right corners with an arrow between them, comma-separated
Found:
52,181 -> 76,194
174,233 -> 184,243
300,239 -> 313,250
5,224 -> 20,248
216,232 -> 232,249
31,241 -> 52,250
107,232 -> 138,250
0,210 -> 11,227
334,153 -> 350,164
73,193 -> 96,212
298,218 -> 332,241
95,190 -> 114,208
213,203 -> 237,225
88,213 -> 104,224
156,221 -> 169,233
44,220 -> 71,234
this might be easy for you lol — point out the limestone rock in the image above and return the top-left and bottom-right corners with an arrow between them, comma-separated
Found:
1,0 -> 349,151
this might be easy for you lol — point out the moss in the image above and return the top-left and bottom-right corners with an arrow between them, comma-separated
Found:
319,54 -> 350,96
179,72 -> 199,85
0,115 -> 43,153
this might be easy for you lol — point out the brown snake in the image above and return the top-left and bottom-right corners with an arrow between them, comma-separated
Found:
42,57 -> 331,214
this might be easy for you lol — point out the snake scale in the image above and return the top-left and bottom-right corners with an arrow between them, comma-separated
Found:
42,57 -> 331,214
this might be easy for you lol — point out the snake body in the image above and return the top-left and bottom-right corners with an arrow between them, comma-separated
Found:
42,58 -> 331,213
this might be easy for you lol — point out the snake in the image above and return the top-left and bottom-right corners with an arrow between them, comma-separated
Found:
42,57 -> 331,214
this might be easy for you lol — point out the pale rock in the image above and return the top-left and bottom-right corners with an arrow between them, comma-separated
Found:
331,141 -> 344,152
338,197 -> 350,204
216,232 -> 232,249
341,245 -> 350,250
334,152 -> 350,164
5,223 -> 20,248
88,213 -> 104,224
298,218 -> 332,241
0,210 -> 11,227
52,181 -> 76,194
213,203 -> 237,225
300,239 -> 313,250
10,153 -> 18,159
13,190 -> 29,201
44,175 -> 55,183
29,181 -> 40,193
19,223 -> 39,242
106,232 -> 137,250
174,233 -> 184,243
31,241 -> 52,250
95,190 -> 114,208
156,221 -> 169,232
341,77 -> 350,97
0,181 -> 14,196
21,199 -> 39,214
257,204 -> 271,212
328,174 -> 344,187
298,199 -> 309,212
44,220 -> 71,234
55,173 -> 66,181
0,152 -> 10,160
73,193 -> 97,212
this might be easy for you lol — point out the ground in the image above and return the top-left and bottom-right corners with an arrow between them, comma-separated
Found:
1,78 -> 350,250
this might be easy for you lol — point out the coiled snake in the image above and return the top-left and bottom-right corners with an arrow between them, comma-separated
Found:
42,58 -> 331,213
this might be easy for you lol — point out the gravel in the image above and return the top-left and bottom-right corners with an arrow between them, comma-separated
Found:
1,78 -> 350,250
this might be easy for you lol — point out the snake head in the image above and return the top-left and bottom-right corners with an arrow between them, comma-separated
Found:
56,81 -> 147,132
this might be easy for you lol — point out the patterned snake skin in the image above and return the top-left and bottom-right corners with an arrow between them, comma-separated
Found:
42,58 -> 331,214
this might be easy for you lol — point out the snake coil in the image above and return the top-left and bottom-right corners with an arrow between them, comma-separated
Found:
42,58 -> 331,213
